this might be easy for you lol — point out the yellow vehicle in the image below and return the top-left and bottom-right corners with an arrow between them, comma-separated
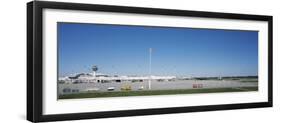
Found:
121,85 -> 132,91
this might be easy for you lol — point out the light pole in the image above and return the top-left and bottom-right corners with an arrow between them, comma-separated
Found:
149,48 -> 152,90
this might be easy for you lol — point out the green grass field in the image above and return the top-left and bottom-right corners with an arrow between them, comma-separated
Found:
59,87 -> 258,99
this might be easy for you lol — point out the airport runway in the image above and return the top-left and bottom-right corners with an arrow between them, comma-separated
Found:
58,79 -> 258,95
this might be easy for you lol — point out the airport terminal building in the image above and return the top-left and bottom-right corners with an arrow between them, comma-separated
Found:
59,72 -> 176,84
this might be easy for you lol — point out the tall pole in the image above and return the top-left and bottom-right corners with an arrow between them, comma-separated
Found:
149,48 -> 152,90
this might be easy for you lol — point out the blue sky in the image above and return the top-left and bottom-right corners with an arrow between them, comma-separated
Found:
58,22 -> 258,77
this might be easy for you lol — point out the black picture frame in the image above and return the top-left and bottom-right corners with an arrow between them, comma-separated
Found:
27,1 -> 273,122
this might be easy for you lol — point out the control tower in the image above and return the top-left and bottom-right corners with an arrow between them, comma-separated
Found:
92,65 -> 98,78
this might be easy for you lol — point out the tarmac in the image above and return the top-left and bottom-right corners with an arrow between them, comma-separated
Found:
58,79 -> 258,95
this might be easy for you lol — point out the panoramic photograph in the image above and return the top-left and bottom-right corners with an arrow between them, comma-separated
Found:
57,22 -> 258,99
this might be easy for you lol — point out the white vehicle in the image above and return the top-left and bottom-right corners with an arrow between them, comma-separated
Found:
138,86 -> 144,90
107,87 -> 115,91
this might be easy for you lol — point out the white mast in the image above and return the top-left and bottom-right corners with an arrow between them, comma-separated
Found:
149,48 -> 152,90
